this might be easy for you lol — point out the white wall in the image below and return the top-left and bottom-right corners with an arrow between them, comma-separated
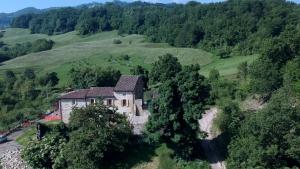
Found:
60,99 -> 86,123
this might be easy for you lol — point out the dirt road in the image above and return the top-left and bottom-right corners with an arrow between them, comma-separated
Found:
0,129 -> 30,169
199,107 -> 226,169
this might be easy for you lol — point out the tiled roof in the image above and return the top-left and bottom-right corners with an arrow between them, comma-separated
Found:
59,89 -> 89,99
60,87 -> 114,99
114,75 -> 141,92
87,87 -> 114,97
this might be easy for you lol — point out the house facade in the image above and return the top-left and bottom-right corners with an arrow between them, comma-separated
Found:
58,75 -> 147,123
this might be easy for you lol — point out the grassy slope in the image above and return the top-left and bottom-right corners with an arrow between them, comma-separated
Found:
0,28 -> 257,86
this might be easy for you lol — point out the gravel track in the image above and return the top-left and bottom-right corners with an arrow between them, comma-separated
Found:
199,107 -> 226,169
0,129 -> 30,169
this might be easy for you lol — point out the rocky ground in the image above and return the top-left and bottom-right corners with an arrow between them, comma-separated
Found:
0,129 -> 31,169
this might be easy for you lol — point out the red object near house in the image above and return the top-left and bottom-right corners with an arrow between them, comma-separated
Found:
43,111 -> 61,122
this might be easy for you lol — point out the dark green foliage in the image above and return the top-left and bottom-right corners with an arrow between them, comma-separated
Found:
11,0 -> 300,53
0,70 -> 59,131
210,78 -> 238,102
69,63 -> 121,89
63,103 -> 132,169
284,56 -> 300,96
22,134 -> 67,169
11,14 -> 36,28
227,90 -> 300,168
216,100 -> 243,136
76,5 -> 120,35
5,70 -> 17,86
23,68 -> 36,80
0,39 -> 54,63
113,39 -> 122,44
11,8 -> 80,35
149,53 -> 181,84
0,41 -> 5,47
208,69 -> 220,82
39,72 -> 59,87
217,47 -> 231,59
249,26 -> 300,95
237,62 -> 248,80
249,57 -> 282,95
31,39 -> 54,52
146,59 -> 210,159
176,64 -> 210,129
130,65 -> 149,90
156,144 -> 176,169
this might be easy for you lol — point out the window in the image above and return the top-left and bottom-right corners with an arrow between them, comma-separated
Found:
122,99 -> 126,107
90,99 -> 96,105
72,99 -> 76,105
107,99 -> 112,106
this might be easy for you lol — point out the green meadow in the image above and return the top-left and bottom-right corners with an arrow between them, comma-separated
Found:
0,28 -> 258,86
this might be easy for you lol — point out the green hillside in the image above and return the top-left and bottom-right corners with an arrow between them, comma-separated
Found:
0,28 -> 257,86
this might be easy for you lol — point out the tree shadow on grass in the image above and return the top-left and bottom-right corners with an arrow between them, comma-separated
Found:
110,135 -> 157,169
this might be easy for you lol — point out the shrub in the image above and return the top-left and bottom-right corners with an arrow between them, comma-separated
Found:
22,134 -> 67,169
156,144 -> 176,169
120,54 -> 130,61
113,39 -> 122,44
217,46 -> 231,59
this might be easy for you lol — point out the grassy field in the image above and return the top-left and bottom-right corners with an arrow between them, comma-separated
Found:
0,28 -> 258,86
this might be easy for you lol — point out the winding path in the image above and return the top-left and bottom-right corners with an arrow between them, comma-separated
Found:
199,107 -> 226,169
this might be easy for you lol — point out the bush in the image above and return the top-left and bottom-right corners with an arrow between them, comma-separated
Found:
177,160 -> 210,169
156,144 -> 176,169
31,39 -> 54,52
113,39 -> 122,44
217,46 -> 231,59
22,134 -> 67,169
120,54 -> 130,61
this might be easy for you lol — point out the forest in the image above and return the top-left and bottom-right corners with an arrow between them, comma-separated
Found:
11,0 -> 300,55
1,0 -> 299,168
0,38 -> 54,62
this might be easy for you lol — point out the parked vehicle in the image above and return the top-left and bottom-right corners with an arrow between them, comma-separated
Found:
0,134 -> 7,143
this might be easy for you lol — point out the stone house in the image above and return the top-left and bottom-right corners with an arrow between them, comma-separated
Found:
58,75 -> 148,124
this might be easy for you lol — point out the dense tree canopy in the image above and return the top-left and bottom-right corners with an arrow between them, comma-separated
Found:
63,103 -> 132,169
69,63 -> 121,89
149,53 -> 182,84
0,69 -> 59,131
146,56 -> 210,159
227,89 -> 300,168
11,0 -> 300,54
0,38 -> 54,63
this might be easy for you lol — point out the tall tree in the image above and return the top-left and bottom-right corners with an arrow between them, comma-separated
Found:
149,54 -> 181,84
130,65 -> 149,90
63,103 -> 132,169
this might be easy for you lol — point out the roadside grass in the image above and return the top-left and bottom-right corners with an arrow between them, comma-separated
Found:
16,127 -> 36,146
15,121 -> 62,146
0,28 -> 257,87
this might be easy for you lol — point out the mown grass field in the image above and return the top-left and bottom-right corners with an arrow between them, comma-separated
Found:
0,28 -> 258,86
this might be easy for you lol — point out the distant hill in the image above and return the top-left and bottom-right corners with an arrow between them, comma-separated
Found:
0,28 -> 257,86
0,7 -> 42,28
